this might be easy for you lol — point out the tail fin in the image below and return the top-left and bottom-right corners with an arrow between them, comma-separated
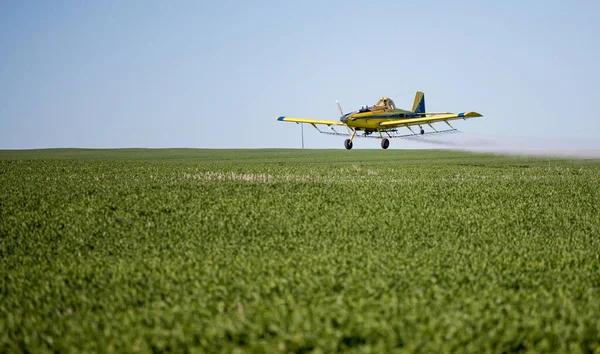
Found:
411,91 -> 425,113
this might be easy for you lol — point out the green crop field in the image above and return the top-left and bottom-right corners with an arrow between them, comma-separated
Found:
1,149 -> 599,353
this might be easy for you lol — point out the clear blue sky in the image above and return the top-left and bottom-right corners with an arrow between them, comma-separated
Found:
1,0 -> 599,149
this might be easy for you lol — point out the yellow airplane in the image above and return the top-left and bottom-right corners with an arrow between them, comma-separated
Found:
277,91 -> 482,149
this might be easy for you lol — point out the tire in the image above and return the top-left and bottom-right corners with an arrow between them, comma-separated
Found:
381,138 -> 390,149
344,139 -> 353,150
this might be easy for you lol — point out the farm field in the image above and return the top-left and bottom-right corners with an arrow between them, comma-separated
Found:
1,148 -> 599,353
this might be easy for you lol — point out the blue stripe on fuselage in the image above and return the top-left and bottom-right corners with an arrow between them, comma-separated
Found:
352,113 -> 418,120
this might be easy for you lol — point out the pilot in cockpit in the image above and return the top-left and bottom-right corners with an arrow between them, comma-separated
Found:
359,98 -> 396,112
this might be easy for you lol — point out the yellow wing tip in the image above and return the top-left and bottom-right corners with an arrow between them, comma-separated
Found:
460,112 -> 483,118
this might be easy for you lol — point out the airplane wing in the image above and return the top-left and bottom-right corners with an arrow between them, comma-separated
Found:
379,112 -> 482,127
277,116 -> 345,126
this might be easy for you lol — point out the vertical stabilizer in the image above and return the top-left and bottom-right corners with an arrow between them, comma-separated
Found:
411,91 -> 425,113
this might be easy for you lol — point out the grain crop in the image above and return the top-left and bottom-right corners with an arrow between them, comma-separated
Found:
1,149 -> 599,353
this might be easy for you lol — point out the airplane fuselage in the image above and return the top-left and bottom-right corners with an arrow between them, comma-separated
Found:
343,109 -> 423,131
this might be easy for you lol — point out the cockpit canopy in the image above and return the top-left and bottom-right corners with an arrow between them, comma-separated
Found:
357,97 -> 397,113
374,97 -> 396,110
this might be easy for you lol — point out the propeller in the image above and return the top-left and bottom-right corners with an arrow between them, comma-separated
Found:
335,100 -> 344,117
335,100 -> 353,135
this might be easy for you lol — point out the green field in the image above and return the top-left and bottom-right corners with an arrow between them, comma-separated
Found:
1,149 -> 599,353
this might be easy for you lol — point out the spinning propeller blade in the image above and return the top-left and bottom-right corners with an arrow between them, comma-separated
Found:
335,100 -> 353,135
335,100 -> 344,117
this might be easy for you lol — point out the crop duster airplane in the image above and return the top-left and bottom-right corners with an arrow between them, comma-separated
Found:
277,92 -> 482,149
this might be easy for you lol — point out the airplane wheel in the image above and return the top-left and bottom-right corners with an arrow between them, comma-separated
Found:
420,129 -> 425,135
344,139 -> 353,150
381,138 -> 390,149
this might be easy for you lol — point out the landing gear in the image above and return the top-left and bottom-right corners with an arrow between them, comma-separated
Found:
344,139 -> 353,150
344,129 -> 357,150
381,138 -> 390,149
420,128 -> 425,135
